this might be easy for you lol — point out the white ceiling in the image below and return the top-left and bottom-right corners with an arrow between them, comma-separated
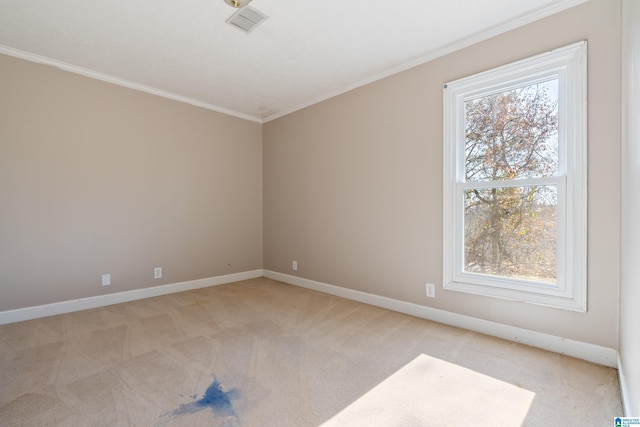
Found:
0,0 -> 585,123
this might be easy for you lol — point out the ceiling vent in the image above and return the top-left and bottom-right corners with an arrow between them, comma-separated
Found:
226,6 -> 268,34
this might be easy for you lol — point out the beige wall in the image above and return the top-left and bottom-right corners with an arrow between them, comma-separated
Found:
263,0 -> 621,349
621,0 -> 640,415
0,0 -> 624,355
0,54 -> 263,311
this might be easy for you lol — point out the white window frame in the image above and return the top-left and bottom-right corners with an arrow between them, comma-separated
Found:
443,41 -> 587,312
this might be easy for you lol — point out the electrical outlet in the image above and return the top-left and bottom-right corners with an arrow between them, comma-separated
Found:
426,283 -> 435,298
154,267 -> 162,279
101,273 -> 111,286
292,260 -> 298,271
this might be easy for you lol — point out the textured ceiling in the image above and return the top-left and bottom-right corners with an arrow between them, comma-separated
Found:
0,0 -> 586,122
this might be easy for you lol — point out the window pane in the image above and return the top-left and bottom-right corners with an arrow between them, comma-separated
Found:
464,185 -> 557,284
465,80 -> 559,182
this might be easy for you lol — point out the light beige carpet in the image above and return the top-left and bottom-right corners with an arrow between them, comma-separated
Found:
0,278 -> 623,426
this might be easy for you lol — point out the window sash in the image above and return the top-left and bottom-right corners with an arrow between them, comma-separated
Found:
453,178 -> 566,291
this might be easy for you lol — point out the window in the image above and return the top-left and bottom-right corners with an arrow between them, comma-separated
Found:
443,42 -> 587,311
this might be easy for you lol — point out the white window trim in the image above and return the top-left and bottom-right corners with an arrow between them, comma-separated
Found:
443,41 -> 587,312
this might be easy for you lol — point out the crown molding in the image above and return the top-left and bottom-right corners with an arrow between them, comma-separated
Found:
0,0 -> 589,125
263,0 -> 589,123
0,45 -> 262,123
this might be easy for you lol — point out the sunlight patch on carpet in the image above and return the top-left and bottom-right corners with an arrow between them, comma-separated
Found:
321,354 -> 535,426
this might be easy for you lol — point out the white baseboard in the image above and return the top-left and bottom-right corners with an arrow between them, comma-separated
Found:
264,270 -> 618,368
0,270 -> 263,325
2,268 -> 619,369
618,353 -> 633,416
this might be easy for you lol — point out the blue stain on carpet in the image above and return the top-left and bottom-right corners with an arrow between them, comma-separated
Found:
173,377 -> 240,419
